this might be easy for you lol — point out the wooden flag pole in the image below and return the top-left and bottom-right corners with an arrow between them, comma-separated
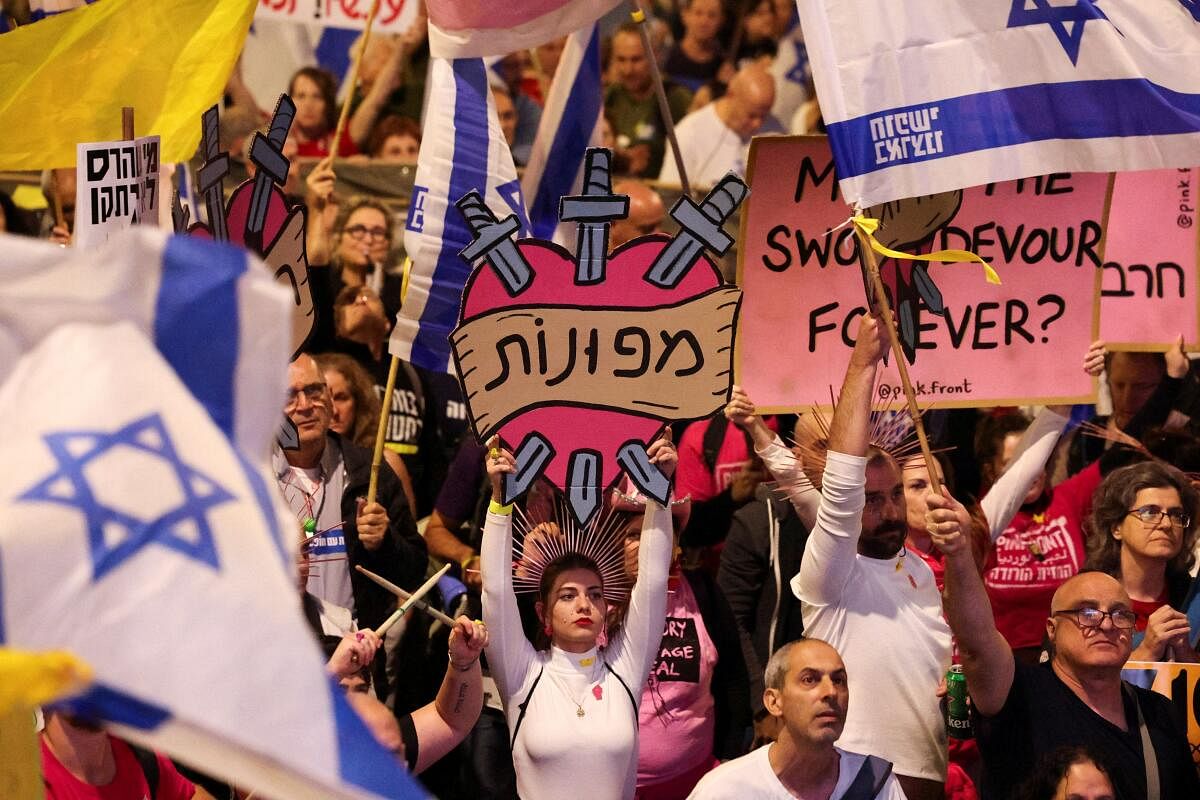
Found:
374,563 -> 451,636
122,106 -> 135,140
854,225 -> 943,496
366,257 -> 413,506
330,0 -> 382,167
629,4 -> 691,197
366,354 -> 400,507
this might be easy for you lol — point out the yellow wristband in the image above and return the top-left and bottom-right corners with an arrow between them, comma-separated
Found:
631,8 -> 645,23
488,499 -> 514,516
460,553 -> 479,572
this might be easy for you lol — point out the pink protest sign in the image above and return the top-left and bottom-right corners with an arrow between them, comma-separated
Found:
1100,167 -> 1200,350
450,151 -> 746,526
737,136 -> 1106,411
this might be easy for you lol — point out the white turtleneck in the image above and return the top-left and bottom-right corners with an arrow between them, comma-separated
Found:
481,503 -> 673,800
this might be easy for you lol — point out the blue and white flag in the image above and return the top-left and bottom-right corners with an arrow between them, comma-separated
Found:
795,0 -> 1200,207
0,229 -> 286,458
0,229 -> 426,799
521,23 -> 604,245
393,57 -> 529,373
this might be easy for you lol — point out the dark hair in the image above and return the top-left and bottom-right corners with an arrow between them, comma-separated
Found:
366,115 -> 422,159
314,352 -> 381,449
974,411 -> 1033,488
1085,460 -> 1200,579
535,553 -> 604,650
1015,746 -> 1113,800
288,67 -> 339,135
1103,349 -> 1166,378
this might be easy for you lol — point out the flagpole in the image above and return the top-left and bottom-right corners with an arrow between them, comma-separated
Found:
629,4 -> 691,197
330,0 -> 382,167
122,106 -> 134,140
366,256 -> 413,506
854,226 -> 943,496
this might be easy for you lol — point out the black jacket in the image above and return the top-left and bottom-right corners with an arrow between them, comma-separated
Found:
337,433 -> 427,631
681,568 -> 753,760
718,487 -> 808,705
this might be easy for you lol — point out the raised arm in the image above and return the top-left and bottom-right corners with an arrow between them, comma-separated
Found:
790,315 -> 885,605
480,445 -> 537,699
610,432 -> 677,685
928,488 -> 1014,716
727,385 -> 819,529
979,406 -> 1070,540
409,616 -> 488,773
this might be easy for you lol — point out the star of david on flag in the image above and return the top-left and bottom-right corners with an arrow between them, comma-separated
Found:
1006,0 -> 1117,65
0,229 -> 426,799
20,414 -> 231,581
793,0 -> 1200,207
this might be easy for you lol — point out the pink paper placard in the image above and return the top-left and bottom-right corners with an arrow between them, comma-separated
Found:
1099,167 -> 1200,350
737,136 -> 1106,411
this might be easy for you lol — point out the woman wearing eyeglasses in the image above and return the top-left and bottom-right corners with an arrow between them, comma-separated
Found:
1085,460 -> 1200,662
330,197 -> 403,323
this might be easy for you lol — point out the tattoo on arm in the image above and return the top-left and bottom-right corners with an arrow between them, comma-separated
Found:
452,681 -> 469,715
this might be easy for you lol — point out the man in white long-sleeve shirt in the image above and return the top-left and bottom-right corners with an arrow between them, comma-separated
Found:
791,315 -> 951,800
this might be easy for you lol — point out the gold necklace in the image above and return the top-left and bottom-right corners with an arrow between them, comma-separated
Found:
548,662 -> 600,718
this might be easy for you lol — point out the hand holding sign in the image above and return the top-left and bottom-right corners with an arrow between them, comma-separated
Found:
453,148 -> 745,525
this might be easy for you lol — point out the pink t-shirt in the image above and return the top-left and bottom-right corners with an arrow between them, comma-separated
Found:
41,735 -> 195,800
983,462 -> 1100,650
636,576 -> 719,787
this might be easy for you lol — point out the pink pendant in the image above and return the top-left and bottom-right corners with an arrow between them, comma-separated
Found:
593,685 -> 603,701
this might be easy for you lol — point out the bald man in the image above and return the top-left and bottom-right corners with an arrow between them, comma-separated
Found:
690,638 -> 904,799
610,179 -> 665,249
659,64 -> 783,188
928,494 -> 1200,800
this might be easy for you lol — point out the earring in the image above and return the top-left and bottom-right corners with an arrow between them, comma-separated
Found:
544,623 -> 553,636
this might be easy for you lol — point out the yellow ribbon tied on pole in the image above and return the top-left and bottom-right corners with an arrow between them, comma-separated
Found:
852,215 -> 1001,285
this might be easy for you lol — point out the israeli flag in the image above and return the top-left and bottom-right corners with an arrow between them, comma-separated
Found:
426,0 -> 621,59
0,229 -> 287,458
521,23 -> 604,245
795,0 -> 1200,207
0,230 -> 425,799
393,57 -> 529,373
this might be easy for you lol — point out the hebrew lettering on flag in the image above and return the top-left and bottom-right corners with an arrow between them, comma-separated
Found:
794,0 -> 1200,207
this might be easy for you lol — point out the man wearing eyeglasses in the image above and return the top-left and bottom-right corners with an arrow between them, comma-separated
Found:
274,355 -> 427,655
928,489 -> 1200,800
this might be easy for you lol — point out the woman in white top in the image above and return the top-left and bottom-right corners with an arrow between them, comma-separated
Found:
481,434 -> 677,800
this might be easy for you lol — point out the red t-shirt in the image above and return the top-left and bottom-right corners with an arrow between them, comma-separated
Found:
983,462 -> 1102,650
294,127 -> 360,159
41,735 -> 195,800
1131,594 -> 1169,632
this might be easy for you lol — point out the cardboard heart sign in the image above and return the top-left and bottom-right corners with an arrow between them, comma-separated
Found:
184,98 -> 316,362
182,99 -> 315,452
451,148 -> 747,525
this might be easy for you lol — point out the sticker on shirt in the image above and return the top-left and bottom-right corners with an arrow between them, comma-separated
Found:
306,527 -> 347,558
651,616 -> 701,683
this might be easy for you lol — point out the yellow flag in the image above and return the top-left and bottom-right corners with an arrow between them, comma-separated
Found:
0,648 -> 92,800
0,648 -> 93,715
0,708 -> 43,800
0,0 -> 257,170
